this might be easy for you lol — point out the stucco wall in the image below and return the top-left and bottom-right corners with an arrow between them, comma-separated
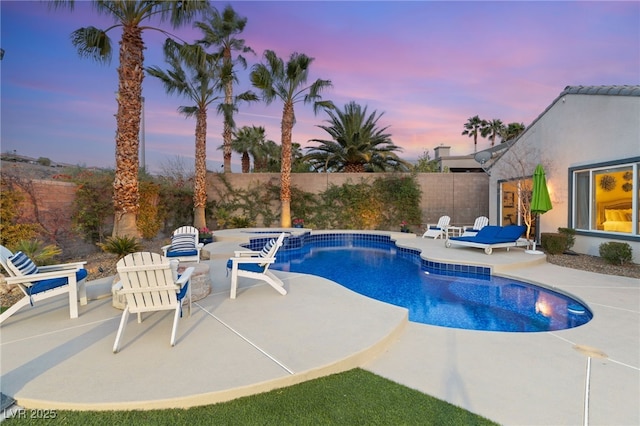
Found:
207,172 -> 489,229
489,91 -> 640,261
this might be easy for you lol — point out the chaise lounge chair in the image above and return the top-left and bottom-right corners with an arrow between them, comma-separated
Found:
445,225 -> 528,254
113,252 -> 194,352
227,233 -> 287,299
0,245 -> 88,324
461,216 -> 489,237
422,215 -> 451,239
162,226 -> 204,263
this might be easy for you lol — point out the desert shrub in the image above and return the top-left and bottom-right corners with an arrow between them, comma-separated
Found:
0,179 -> 40,247
557,227 -> 576,251
228,216 -> 255,228
97,236 -> 142,260
599,242 -> 633,265
12,239 -> 62,265
541,233 -> 567,255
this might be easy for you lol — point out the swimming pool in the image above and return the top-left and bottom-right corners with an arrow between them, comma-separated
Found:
248,232 -> 592,332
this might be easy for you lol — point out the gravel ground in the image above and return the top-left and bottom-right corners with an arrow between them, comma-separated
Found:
2,242 -> 638,308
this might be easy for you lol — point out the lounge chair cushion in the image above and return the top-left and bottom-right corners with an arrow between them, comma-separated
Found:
449,225 -> 523,244
7,251 -> 40,276
495,225 -> 526,240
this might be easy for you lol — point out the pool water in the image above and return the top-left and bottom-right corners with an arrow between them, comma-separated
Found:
268,235 -> 592,332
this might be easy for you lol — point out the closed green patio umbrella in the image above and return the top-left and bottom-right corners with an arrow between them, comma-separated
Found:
527,164 -> 552,254
531,164 -> 552,214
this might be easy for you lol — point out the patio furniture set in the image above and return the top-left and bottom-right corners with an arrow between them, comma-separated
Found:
0,226 -> 288,353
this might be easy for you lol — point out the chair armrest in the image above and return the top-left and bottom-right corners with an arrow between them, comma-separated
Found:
39,262 -> 86,272
231,257 -> 275,264
4,269 -> 76,285
233,250 -> 261,257
176,267 -> 195,286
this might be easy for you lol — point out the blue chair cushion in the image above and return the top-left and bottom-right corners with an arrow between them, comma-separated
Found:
225,259 -> 265,273
166,249 -> 198,257
29,268 -> 88,296
429,226 -> 441,230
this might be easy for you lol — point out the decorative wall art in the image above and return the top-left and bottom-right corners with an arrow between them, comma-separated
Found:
599,175 -> 616,192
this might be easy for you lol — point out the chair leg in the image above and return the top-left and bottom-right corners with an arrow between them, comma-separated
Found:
264,271 -> 287,295
113,306 -> 130,353
78,278 -> 88,306
230,262 -> 239,299
170,306 -> 180,347
0,296 -> 31,324
67,274 -> 79,319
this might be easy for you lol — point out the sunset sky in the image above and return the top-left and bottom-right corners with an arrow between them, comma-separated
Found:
1,1 -> 638,173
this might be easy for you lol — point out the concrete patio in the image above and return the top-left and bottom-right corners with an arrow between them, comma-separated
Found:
1,231 -> 638,425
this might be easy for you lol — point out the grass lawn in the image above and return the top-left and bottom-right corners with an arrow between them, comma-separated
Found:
5,368 -> 497,425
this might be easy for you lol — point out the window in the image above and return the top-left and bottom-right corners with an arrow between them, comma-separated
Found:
570,159 -> 638,236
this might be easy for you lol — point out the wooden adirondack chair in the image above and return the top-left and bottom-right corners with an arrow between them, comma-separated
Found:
113,252 -> 194,352
228,233 -> 287,299
0,245 -> 87,324
161,226 -> 204,263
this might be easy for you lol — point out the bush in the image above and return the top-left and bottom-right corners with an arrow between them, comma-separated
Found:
97,236 -> 143,260
541,233 -> 567,255
12,239 -> 62,265
557,227 -> 576,251
599,242 -> 633,265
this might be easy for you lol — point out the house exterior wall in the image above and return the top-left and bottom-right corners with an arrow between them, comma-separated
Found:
489,90 -> 640,262
207,172 -> 489,229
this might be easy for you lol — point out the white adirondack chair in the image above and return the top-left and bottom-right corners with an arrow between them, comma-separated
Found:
228,233 -> 287,299
113,252 -> 194,352
0,245 -> 87,324
461,216 -> 489,237
162,226 -> 204,263
422,216 -> 451,239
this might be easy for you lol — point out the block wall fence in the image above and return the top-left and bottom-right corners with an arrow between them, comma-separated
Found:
13,173 -> 489,239
206,172 -> 489,229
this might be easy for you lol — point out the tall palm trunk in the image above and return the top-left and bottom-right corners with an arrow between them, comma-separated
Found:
280,101 -> 294,227
112,23 -> 144,238
222,49 -> 233,173
241,152 -> 250,173
193,108 -> 208,230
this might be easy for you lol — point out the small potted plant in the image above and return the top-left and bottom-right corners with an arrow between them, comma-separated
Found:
199,227 -> 213,244
293,218 -> 304,228
400,221 -> 410,233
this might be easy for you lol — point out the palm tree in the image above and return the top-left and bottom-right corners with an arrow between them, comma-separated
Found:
252,139 -> 281,172
481,119 -> 505,147
231,126 -> 266,173
195,5 -> 255,174
146,40 -> 224,231
52,0 -> 211,237
502,122 -> 526,142
250,50 -> 333,227
462,115 -> 486,152
304,101 -> 410,173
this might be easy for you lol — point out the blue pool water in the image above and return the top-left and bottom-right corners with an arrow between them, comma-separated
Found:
260,233 -> 592,332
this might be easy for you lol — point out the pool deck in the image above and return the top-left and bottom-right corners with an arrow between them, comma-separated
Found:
1,229 -> 638,425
